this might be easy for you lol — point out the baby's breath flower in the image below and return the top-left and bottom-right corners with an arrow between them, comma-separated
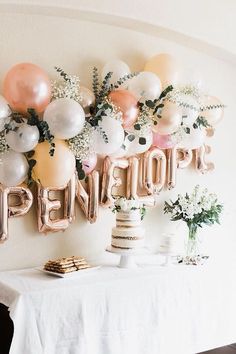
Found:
0,131 -> 9,154
51,74 -> 82,103
166,85 -> 201,109
67,122 -> 93,161
104,98 -> 123,122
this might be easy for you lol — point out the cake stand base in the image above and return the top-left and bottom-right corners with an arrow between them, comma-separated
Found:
106,246 -> 149,269
118,254 -> 137,268
163,254 -> 173,266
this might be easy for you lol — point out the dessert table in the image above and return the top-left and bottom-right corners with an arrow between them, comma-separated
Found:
1,257 -> 236,354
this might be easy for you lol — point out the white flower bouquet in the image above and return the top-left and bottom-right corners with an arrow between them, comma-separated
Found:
112,197 -> 146,220
164,185 -> 223,239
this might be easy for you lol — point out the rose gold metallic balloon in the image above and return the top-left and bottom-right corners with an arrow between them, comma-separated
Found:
37,174 -> 75,233
126,156 -> 156,207
0,185 -> 33,242
101,157 -> 129,207
177,149 -> 193,169
166,148 -> 177,190
3,62 -> 51,114
194,145 -> 214,174
76,170 -> 99,223
143,148 -> 166,194
108,90 -> 139,129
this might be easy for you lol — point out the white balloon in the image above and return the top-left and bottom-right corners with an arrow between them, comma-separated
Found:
43,98 -> 85,139
126,129 -> 153,156
0,95 -> 11,131
6,124 -> 39,153
128,72 -> 162,101
0,150 -> 29,186
93,117 -> 125,155
178,127 -> 206,150
102,60 -> 130,85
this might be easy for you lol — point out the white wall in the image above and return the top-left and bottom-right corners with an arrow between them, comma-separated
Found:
0,1 -> 235,270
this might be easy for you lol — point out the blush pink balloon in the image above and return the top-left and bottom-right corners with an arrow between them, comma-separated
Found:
152,132 -> 176,149
82,153 -> 98,175
108,90 -> 139,129
3,63 -> 51,114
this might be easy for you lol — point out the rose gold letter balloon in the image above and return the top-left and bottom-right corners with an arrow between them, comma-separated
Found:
101,157 -> 129,207
166,148 -> 177,190
76,170 -> 99,223
126,156 -> 157,207
108,90 -> 139,129
143,148 -> 166,194
0,185 -> 33,242
37,174 -> 76,233
3,63 -> 51,114
194,145 -> 214,174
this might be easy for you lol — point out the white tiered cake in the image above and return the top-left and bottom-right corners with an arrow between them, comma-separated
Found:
111,209 -> 145,250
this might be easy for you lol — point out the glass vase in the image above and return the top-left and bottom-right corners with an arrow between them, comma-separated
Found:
186,224 -> 199,257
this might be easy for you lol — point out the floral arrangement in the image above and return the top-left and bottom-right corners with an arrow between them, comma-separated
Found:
112,197 -> 146,220
163,185 -> 223,239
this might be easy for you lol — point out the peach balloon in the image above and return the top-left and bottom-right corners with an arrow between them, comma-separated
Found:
144,53 -> 180,88
33,140 -> 75,188
153,101 -> 182,135
108,90 -> 139,129
3,63 -> 51,114
201,96 -> 224,126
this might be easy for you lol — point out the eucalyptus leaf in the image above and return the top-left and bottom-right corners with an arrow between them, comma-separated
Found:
128,134 -> 135,142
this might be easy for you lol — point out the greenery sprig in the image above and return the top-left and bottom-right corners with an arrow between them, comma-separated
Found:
0,131 -> 9,153
52,67 -> 82,102
140,85 -> 174,127
25,150 -> 36,187
27,108 -> 55,156
90,67 -> 138,128
193,116 -> 211,129
75,159 -> 86,180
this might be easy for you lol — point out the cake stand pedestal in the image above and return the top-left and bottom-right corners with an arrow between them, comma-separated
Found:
106,246 -> 149,269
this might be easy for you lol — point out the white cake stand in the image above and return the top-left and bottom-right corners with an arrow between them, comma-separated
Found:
106,246 -> 150,269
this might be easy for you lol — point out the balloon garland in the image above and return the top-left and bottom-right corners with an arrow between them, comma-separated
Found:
0,54 -> 225,242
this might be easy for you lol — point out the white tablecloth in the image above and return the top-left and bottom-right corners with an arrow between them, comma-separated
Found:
1,259 -> 236,354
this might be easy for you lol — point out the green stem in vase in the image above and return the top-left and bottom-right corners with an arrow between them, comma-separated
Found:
187,222 -> 198,240
186,223 -> 198,256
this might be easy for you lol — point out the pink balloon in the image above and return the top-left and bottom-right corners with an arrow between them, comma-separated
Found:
82,153 -> 98,175
152,132 -> 176,149
108,90 -> 139,129
3,63 -> 51,114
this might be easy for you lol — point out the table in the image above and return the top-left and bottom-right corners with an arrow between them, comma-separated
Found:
1,258 -> 236,354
